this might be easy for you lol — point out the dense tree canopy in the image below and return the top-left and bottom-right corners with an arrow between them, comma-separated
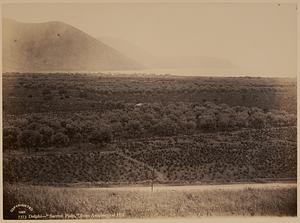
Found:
3,101 -> 296,151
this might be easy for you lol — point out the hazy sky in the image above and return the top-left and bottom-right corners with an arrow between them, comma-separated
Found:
2,3 -> 297,76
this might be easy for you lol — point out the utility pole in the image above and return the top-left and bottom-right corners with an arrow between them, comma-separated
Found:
150,167 -> 155,192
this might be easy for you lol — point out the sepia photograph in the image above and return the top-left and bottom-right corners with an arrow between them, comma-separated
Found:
1,1 -> 298,221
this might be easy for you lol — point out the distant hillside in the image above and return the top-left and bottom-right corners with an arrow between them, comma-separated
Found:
98,36 -> 236,70
2,18 -> 144,72
98,36 -> 158,68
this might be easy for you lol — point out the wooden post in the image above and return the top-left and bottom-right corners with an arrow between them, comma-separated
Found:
151,180 -> 153,192
151,168 -> 154,192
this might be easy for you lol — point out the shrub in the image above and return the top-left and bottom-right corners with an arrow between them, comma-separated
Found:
58,89 -> 67,96
3,127 -> 20,150
72,133 -> 83,143
88,128 -> 112,145
126,120 -> 143,137
39,126 -> 54,147
196,115 -> 216,131
249,112 -> 267,129
51,132 -> 70,147
42,88 -> 51,95
18,130 -> 42,152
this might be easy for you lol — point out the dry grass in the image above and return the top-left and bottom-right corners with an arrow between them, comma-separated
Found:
3,183 -> 297,219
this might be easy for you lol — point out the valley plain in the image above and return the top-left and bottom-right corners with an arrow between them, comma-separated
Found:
2,72 -> 297,219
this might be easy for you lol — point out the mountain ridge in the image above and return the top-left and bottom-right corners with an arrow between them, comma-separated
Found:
2,18 -> 144,72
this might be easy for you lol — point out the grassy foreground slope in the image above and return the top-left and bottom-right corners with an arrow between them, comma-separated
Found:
3,183 -> 297,219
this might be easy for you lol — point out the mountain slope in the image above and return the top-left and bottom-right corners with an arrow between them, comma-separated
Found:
2,18 -> 144,72
98,36 -> 158,68
98,36 -> 236,71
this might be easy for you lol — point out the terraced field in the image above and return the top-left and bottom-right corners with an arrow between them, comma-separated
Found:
4,127 -> 296,185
